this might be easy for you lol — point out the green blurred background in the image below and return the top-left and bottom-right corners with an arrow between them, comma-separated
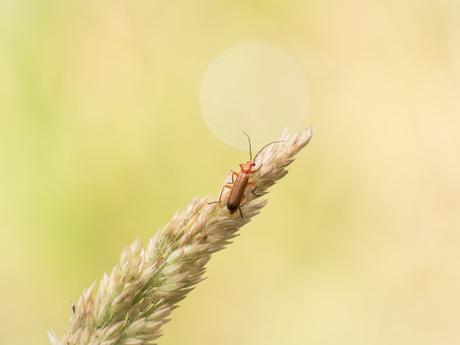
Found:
1,1 -> 459,344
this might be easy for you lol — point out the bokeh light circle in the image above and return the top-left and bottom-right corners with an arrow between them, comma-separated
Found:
200,43 -> 308,150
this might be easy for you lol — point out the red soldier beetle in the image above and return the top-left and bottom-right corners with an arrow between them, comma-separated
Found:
211,132 -> 283,218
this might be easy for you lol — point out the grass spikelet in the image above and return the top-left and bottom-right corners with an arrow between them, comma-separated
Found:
51,127 -> 313,344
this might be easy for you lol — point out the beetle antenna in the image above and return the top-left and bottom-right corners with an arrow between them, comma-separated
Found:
242,131 -> 252,161
253,140 -> 285,162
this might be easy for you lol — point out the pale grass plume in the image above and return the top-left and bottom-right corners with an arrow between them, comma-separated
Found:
48,127 -> 313,345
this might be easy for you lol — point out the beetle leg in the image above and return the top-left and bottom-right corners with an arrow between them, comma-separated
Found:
225,169 -> 237,185
238,194 -> 247,218
240,193 -> 247,207
251,164 -> 262,173
209,184 -> 233,204
209,169 -> 237,205
232,171 -> 238,183
219,184 -> 233,202
248,181 -> 261,197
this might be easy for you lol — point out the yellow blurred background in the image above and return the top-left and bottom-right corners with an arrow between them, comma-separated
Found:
1,0 -> 459,344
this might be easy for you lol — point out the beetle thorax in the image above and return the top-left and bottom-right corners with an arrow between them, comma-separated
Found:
241,161 -> 256,174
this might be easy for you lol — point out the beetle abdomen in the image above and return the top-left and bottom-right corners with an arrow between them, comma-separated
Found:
227,202 -> 239,214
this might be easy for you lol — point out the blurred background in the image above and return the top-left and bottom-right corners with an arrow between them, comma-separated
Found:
1,0 -> 459,344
